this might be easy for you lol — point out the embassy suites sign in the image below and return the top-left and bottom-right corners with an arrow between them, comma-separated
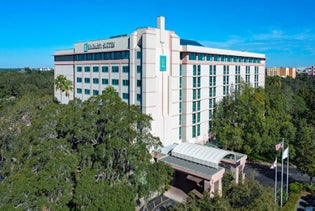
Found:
83,42 -> 115,52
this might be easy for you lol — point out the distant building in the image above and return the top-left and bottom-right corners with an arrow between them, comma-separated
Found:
54,16 -> 265,146
306,66 -> 315,76
267,67 -> 296,78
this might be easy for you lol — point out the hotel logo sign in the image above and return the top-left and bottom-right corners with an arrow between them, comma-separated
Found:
83,42 -> 115,52
160,55 -> 167,71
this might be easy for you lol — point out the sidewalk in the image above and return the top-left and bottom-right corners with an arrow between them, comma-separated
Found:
163,186 -> 188,203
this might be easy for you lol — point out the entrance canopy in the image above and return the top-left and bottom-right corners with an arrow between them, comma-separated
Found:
171,143 -> 236,169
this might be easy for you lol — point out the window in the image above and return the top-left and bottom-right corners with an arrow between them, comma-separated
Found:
122,66 -> 129,73
93,66 -> 99,72
189,53 -> 196,60
93,78 -> 99,84
197,65 -> 201,76
192,125 -> 196,138
102,66 -> 108,73
112,66 -> 119,73
77,88 -> 82,94
122,93 -> 129,100
122,51 -> 129,59
179,102 -> 182,113
193,65 -> 196,76
84,89 -> 90,95
137,80 -> 142,87
197,113 -> 200,122
197,124 -> 200,136
209,110 -> 213,119
192,102 -> 196,112
77,66 -> 82,72
84,78 -> 90,83
198,53 -> 204,61
112,79 -> 119,85
102,79 -> 108,85
84,66 -> 90,72
179,65 -> 182,76
179,90 -> 182,101
209,65 -> 212,75
179,115 -> 182,125
198,89 -> 201,99
179,127 -> 182,139
213,65 -> 216,75
197,101 -> 201,110
209,76 -> 212,86
137,65 -> 142,73
192,114 -> 196,124
193,77 -> 196,88
77,77 -> 82,83
123,80 -> 129,86
137,94 -> 141,102
193,89 -> 196,100
179,77 -> 182,89
206,54 -> 212,61
137,51 -> 142,59
93,90 -> 99,96
197,77 -> 201,87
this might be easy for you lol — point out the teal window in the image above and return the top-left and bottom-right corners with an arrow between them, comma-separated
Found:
209,110 -> 213,119
77,88 -> 82,94
192,114 -> 196,124
112,66 -> 119,73
213,76 -> 216,86
197,77 -> 201,87
209,77 -> 212,86
209,99 -> 212,108
123,80 -> 129,86
122,66 -> 129,73
84,78 -> 90,83
112,79 -> 119,85
102,66 -> 108,73
137,80 -> 142,87
197,101 -> 201,110
93,78 -> 99,84
179,77 -> 182,89
102,79 -> 108,85
137,94 -> 141,102
197,65 -> 201,75
179,90 -> 182,101
137,65 -> 142,73
84,66 -> 90,72
179,127 -> 182,139
179,64 -> 182,76
179,115 -> 182,125
179,102 -> 182,113
84,89 -> 90,95
137,51 -> 142,59
197,124 -> 200,136
122,93 -> 129,100
214,55 -> 219,61
192,125 -> 196,138
213,65 -> 216,75
198,89 -> 201,99
193,77 -> 196,88
198,54 -> 204,61
77,66 -> 82,72
77,77 -> 82,83
209,65 -> 212,75
193,89 -> 196,100
189,53 -> 196,60
93,90 -> 99,96
93,66 -> 99,72
197,113 -> 200,122
192,102 -> 196,112
206,54 -> 212,61
193,65 -> 196,76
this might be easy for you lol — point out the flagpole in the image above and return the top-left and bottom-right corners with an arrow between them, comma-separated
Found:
286,147 -> 289,201
275,155 -> 278,206
280,139 -> 284,207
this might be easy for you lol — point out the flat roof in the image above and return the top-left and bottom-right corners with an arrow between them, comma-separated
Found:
160,155 -> 223,179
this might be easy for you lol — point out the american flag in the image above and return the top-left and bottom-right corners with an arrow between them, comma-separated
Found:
275,141 -> 283,151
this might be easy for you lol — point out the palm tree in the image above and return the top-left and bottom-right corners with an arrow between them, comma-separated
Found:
55,75 -> 73,103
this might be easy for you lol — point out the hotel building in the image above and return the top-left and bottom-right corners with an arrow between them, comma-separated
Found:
54,17 -> 266,147
267,67 -> 296,78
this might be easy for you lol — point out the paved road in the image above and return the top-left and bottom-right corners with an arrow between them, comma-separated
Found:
245,161 -> 311,187
139,195 -> 176,211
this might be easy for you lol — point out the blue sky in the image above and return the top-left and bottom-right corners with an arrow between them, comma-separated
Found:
0,0 -> 314,68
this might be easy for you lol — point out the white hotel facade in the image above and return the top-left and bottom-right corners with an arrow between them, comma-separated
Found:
54,17 -> 265,147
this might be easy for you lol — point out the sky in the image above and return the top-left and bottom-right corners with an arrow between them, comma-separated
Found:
0,0 -> 314,68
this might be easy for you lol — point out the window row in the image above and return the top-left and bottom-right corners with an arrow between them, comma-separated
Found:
187,52 -> 261,63
77,66 -> 129,73
77,77 -> 131,86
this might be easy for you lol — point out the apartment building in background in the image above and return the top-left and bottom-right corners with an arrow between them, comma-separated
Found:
267,67 -> 296,78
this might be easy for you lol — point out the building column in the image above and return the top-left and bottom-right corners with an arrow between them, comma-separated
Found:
231,165 -> 239,184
